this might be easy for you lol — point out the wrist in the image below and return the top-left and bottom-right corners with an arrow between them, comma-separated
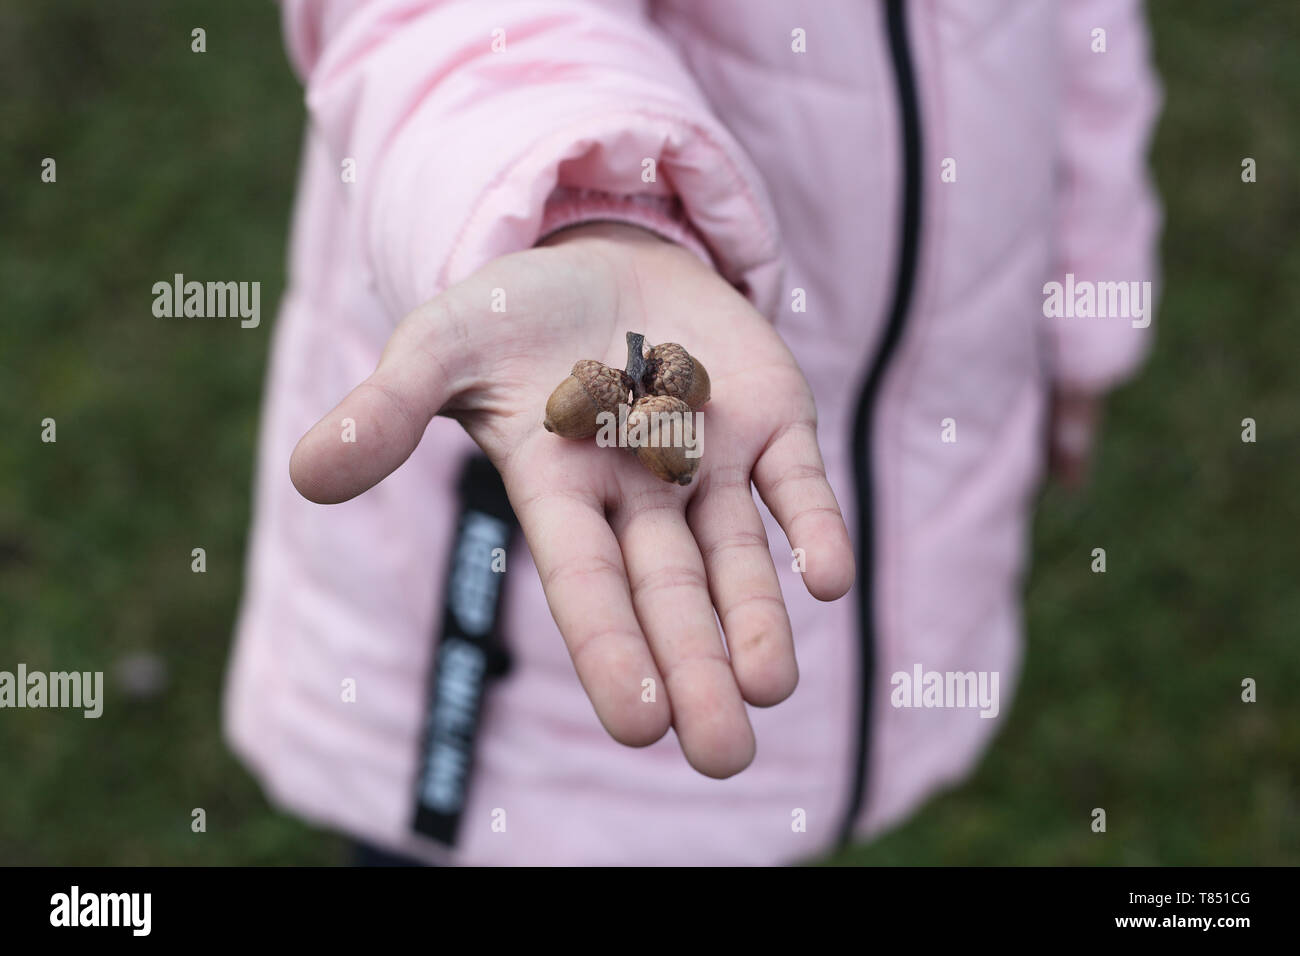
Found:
538,220 -> 668,248
535,187 -> 715,267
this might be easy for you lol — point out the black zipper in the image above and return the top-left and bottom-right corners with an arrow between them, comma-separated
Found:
837,0 -> 924,847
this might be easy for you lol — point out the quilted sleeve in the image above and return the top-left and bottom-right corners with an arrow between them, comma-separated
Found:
1050,0 -> 1164,392
278,0 -> 783,320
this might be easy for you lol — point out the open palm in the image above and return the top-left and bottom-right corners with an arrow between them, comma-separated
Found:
290,223 -> 854,778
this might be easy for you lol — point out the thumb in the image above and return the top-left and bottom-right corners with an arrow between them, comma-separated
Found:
289,298 -> 481,504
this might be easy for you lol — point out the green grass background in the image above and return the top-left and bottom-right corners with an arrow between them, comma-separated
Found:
1,1 -> 1295,865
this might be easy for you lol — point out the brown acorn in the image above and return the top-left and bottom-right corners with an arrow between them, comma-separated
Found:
543,359 -> 632,439
625,395 -> 700,486
645,342 -> 710,410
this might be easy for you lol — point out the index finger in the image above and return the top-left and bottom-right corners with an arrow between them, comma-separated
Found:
512,484 -> 671,749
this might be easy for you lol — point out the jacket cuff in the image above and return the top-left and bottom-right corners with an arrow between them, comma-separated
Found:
537,186 -> 716,268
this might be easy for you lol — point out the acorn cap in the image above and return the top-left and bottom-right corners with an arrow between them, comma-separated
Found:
646,343 -> 710,410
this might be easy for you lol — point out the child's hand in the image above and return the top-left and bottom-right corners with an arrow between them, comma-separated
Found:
289,222 -> 854,778
1047,389 -> 1104,490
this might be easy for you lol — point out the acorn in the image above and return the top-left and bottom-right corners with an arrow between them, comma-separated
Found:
543,360 -> 632,439
625,394 -> 700,486
645,342 -> 710,410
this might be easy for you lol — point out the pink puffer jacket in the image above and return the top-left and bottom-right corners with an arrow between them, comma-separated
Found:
224,0 -> 1160,865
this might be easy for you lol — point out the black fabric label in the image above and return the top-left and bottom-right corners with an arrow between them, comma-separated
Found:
412,454 -> 516,846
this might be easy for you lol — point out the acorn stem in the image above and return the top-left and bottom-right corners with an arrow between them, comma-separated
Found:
625,332 -> 649,399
